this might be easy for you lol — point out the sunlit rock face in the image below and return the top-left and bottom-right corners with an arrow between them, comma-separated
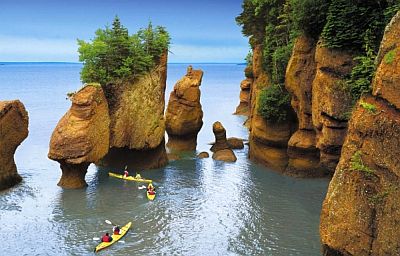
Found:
48,84 -> 110,189
100,52 -> 169,170
248,45 -> 295,172
165,66 -> 204,151
285,35 -> 322,177
321,11 -> 400,256
0,100 -> 29,190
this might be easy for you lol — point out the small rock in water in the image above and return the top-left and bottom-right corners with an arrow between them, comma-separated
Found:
197,152 -> 209,159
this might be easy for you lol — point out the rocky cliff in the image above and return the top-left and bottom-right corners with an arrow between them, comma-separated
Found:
248,45 -> 295,172
312,42 -> 355,174
320,12 -> 400,256
235,67 -> 252,116
285,35 -> 321,177
48,84 -> 110,188
165,65 -> 204,151
100,52 -> 169,169
0,100 -> 29,190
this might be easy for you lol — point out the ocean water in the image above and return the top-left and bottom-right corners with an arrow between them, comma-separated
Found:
0,63 -> 329,255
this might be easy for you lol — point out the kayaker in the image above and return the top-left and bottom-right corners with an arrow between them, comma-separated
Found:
123,166 -> 129,178
135,173 -> 142,179
147,184 -> 155,195
113,226 -> 120,235
101,233 -> 113,242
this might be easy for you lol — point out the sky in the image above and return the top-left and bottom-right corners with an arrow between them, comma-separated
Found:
0,0 -> 249,63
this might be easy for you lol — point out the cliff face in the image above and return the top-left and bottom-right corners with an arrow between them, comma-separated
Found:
0,100 -> 28,190
320,12 -> 400,256
165,66 -> 204,151
248,45 -> 295,171
285,35 -> 321,176
235,69 -> 252,116
48,84 -> 110,188
312,43 -> 355,174
99,53 -> 169,169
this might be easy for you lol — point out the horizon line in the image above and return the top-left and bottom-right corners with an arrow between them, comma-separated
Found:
0,61 -> 246,64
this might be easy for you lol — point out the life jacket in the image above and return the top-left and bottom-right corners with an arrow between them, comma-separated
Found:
113,227 -> 120,235
102,235 -> 111,242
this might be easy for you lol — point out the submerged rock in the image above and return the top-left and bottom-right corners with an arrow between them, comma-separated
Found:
165,65 -> 204,151
0,100 -> 29,190
197,152 -> 209,159
212,149 -> 237,162
48,84 -> 110,189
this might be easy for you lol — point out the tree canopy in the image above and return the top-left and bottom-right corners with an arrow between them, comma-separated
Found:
78,16 -> 170,85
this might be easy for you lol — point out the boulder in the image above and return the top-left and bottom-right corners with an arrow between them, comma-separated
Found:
212,149 -> 237,162
321,12 -> 400,256
197,152 -> 209,159
227,137 -> 244,149
165,65 -> 204,151
48,84 -> 110,188
0,100 -> 29,190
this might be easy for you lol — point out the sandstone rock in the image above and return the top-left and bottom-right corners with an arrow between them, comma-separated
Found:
48,84 -> 110,188
101,52 -> 169,169
312,42 -> 355,174
321,13 -> 400,256
227,137 -> 244,149
210,121 -> 230,152
247,44 -> 296,172
0,100 -> 28,190
165,66 -> 204,151
212,149 -> 237,162
235,78 -> 252,116
285,35 -> 316,131
167,152 -> 180,161
197,152 -> 209,159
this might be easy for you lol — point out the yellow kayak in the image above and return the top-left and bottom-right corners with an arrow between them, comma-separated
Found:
108,172 -> 152,183
147,190 -> 156,200
94,222 -> 132,253
147,183 -> 156,200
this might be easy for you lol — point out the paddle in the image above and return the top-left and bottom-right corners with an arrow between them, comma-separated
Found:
138,185 -> 147,190
105,219 -> 118,226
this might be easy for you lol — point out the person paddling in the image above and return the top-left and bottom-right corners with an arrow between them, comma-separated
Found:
113,226 -> 120,235
123,166 -> 129,178
147,183 -> 155,195
101,232 -> 113,242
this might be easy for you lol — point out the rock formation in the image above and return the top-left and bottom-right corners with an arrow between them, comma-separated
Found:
165,65 -> 204,151
197,152 -> 209,159
312,42 -> 355,174
248,45 -> 295,172
210,121 -> 237,162
227,137 -> 244,149
100,52 -> 169,170
235,68 -> 252,116
48,84 -> 110,188
285,35 -> 321,177
0,100 -> 28,190
320,12 -> 400,256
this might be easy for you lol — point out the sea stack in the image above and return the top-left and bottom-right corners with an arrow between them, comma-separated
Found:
48,84 -> 110,189
0,100 -> 29,190
211,121 -> 237,162
165,65 -> 204,151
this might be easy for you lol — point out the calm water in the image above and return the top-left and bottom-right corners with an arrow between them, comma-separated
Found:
0,63 -> 329,255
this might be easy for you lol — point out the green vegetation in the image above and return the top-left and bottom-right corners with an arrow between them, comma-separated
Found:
384,49 -> 397,64
350,150 -> 375,176
236,0 -> 400,121
346,50 -> 376,101
78,16 -> 170,85
359,101 -> 377,113
257,84 -> 291,122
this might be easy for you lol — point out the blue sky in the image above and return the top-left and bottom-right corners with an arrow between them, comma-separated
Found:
0,0 -> 249,63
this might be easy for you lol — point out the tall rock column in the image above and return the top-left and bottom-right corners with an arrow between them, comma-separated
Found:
0,100 -> 28,190
248,45 -> 295,172
312,42 -> 355,174
321,12 -> 400,256
101,53 -> 169,169
235,65 -> 253,116
285,35 -> 321,177
165,66 -> 204,151
48,84 -> 110,189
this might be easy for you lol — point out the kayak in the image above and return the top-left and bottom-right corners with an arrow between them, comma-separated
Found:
94,222 -> 132,253
108,172 -> 152,183
147,190 -> 156,201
